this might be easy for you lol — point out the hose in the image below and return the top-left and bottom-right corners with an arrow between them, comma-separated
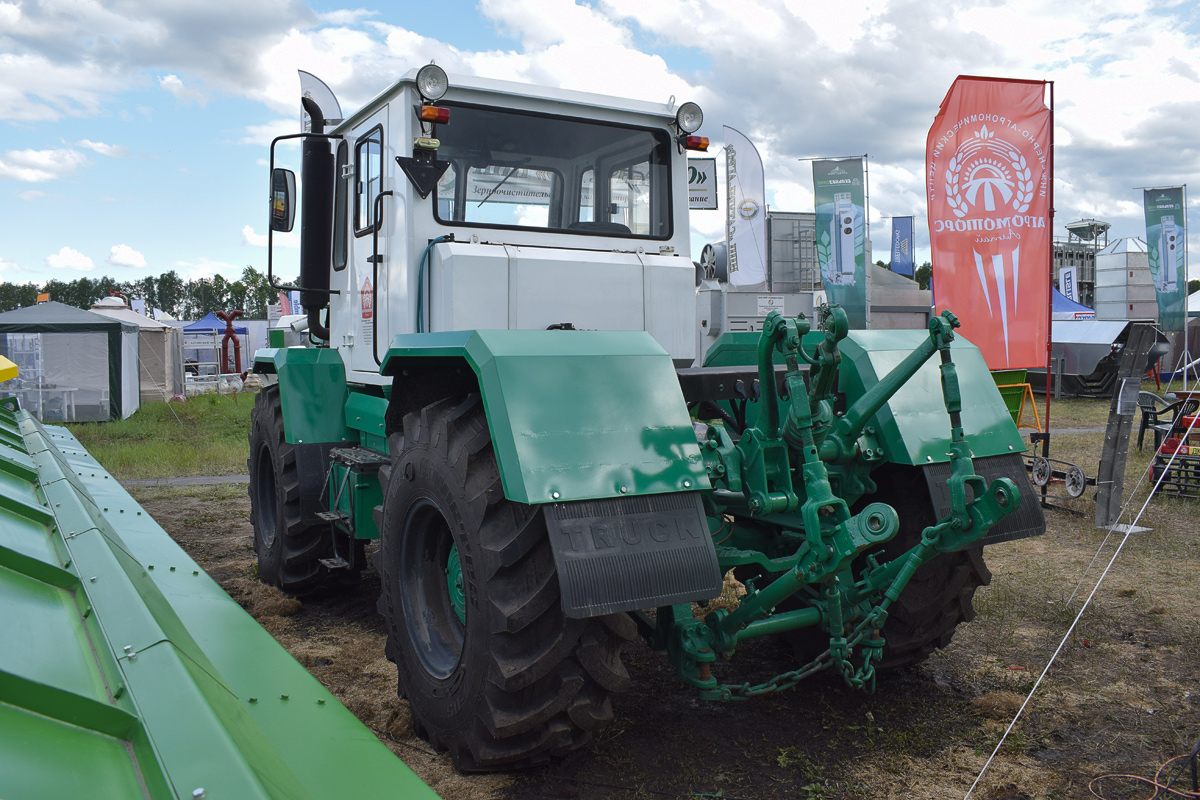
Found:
415,236 -> 451,333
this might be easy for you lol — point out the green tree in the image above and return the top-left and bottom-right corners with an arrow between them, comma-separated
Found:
914,262 -> 932,291
0,282 -> 39,312
241,265 -> 273,319
1189,278 -> 1199,295
157,271 -> 185,318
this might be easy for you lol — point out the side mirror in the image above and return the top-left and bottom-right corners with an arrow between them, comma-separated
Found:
270,168 -> 296,232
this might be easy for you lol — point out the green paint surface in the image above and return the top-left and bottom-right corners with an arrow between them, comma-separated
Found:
384,329 -> 709,504
0,405 -> 441,799
837,330 -> 1025,464
253,347 -> 351,445
703,328 -> 1022,464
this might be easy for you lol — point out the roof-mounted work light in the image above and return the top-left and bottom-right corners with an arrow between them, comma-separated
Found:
416,64 -> 449,103
675,102 -> 703,134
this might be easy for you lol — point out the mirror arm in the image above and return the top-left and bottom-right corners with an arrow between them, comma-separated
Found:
267,132 -> 342,292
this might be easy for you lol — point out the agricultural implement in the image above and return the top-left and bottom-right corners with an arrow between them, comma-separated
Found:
0,390 -> 439,799
249,66 -> 1046,771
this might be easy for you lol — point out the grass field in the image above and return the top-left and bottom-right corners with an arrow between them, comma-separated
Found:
66,392 -> 252,479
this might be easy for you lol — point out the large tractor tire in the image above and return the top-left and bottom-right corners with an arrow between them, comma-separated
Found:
248,385 -> 339,595
782,463 -> 991,670
865,463 -> 992,670
378,395 -> 635,771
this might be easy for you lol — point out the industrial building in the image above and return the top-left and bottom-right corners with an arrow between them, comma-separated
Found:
1053,219 -> 1110,308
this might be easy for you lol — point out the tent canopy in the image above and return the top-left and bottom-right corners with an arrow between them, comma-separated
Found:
1052,288 -> 1096,320
0,301 -> 139,421
91,302 -> 185,402
184,312 -> 248,335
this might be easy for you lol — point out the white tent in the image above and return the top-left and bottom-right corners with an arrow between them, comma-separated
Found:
91,298 -> 185,402
0,301 -> 139,421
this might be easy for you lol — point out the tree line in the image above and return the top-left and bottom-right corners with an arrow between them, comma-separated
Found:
0,266 -> 285,319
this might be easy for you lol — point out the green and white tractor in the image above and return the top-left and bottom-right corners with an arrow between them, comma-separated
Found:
249,65 -> 1045,771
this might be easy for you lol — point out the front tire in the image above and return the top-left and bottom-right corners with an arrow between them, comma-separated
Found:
379,395 -> 635,771
248,385 -> 335,594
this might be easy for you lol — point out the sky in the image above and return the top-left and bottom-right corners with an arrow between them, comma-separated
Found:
2,0 -> 1199,289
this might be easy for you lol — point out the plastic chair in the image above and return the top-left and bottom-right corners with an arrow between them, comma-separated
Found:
1137,391 -> 1170,451
1140,394 -> 1199,451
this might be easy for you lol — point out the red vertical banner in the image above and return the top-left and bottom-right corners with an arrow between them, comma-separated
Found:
926,76 -> 1051,369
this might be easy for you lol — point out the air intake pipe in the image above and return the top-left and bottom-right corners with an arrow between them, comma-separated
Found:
300,96 -> 334,341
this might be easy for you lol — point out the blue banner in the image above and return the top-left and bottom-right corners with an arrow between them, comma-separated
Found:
890,216 -> 914,277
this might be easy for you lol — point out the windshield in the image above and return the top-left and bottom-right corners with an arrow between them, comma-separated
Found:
433,103 -> 672,239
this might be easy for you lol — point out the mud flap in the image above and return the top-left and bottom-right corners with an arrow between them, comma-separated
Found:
924,452 -> 1046,547
544,492 -> 722,618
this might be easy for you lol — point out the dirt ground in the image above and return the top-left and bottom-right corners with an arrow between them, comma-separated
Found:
132,422 -> 1200,800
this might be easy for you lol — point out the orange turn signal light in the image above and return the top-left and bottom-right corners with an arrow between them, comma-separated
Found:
419,105 -> 450,123
685,135 -> 709,151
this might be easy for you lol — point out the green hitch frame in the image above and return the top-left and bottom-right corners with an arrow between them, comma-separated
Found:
673,307 -> 1023,698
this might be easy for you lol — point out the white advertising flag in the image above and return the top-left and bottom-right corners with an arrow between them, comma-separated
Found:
1060,265 -> 1078,302
723,127 -> 767,286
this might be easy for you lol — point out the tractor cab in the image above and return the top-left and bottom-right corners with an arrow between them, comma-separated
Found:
267,65 -> 708,382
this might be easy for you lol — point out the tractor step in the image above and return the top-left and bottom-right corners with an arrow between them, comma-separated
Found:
316,510 -> 351,523
330,446 -> 391,471
319,556 -> 352,569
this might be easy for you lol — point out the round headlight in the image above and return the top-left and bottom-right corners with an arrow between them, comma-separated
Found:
416,64 -> 449,102
676,102 -> 703,133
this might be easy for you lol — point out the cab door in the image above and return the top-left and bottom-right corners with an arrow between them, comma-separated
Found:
347,107 -> 389,376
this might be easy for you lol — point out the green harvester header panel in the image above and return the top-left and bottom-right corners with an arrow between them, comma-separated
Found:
0,401 -> 440,800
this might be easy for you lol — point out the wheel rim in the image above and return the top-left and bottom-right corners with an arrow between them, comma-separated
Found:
1030,456 -> 1051,487
446,544 -> 467,624
1066,466 -> 1086,498
400,498 -> 465,680
253,443 -> 278,548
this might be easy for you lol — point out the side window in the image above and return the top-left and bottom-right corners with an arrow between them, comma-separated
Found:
609,160 -> 650,235
333,140 -> 349,270
578,169 -> 594,223
355,126 -> 383,236
437,163 -> 459,221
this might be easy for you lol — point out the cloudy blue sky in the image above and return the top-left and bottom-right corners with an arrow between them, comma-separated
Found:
2,0 -> 1198,287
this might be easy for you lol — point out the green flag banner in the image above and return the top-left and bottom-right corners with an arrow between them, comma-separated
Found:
813,158 -> 866,328
1143,186 -> 1187,332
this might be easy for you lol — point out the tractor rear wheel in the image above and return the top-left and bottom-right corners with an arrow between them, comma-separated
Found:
378,395 -> 635,771
866,464 -> 992,670
782,464 -> 991,670
248,385 -> 336,595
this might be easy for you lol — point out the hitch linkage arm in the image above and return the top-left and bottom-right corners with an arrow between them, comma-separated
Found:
816,311 -> 960,464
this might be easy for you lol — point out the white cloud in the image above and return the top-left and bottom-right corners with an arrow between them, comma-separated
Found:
108,244 -> 147,268
45,246 -> 94,271
0,148 -> 89,182
17,190 -> 46,200
159,74 -> 209,105
78,139 -> 130,157
168,259 -> 248,282
0,255 -> 28,274
242,224 -> 297,248
318,9 -> 378,25
240,119 -> 303,147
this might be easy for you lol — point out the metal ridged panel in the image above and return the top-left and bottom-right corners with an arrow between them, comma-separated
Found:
545,491 -> 722,617
923,453 -> 1047,547
0,405 -> 441,800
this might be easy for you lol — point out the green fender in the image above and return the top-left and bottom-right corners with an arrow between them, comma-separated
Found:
836,330 -> 1025,465
252,347 -> 352,446
382,330 -> 710,505
703,329 -> 1024,464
